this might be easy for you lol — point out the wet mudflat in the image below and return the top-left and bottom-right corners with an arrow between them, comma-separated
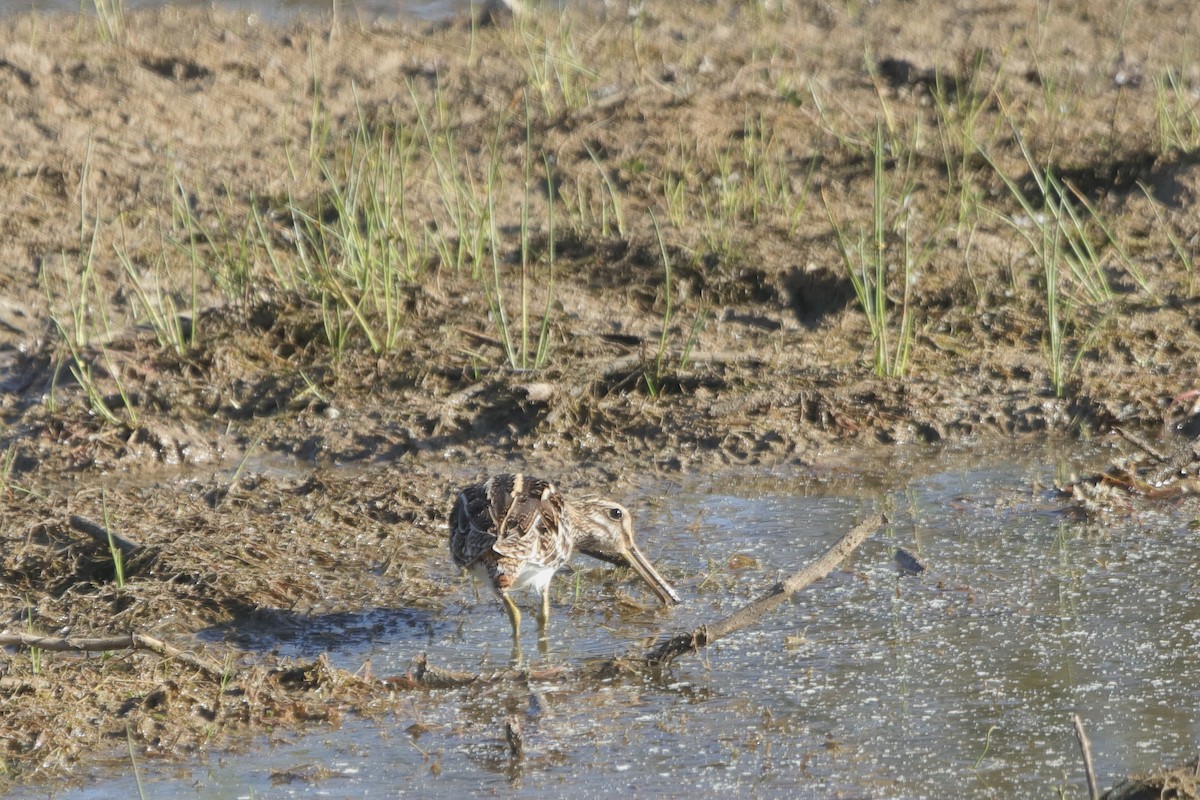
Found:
10,440 -> 1200,799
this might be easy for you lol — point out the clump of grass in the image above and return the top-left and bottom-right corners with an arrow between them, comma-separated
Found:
45,257 -> 140,429
660,133 -> 694,230
657,112 -> 813,280
1151,69 -> 1200,154
824,122 -> 926,379
288,93 -> 430,355
514,9 -> 597,115
168,176 -> 262,306
102,492 -> 125,589
641,214 -> 710,397
739,111 -> 816,237
929,51 -> 1006,235
43,146 -> 142,429
1139,183 -> 1194,294
482,94 -> 556,370
981,100 -> 1158,395
114,219 -> 195,356
409,78 -> 497,278
85,0 -> 125,43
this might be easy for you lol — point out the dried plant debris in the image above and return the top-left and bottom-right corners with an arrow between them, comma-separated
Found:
0,466 -> 449,785
1102,757 -> 1200,800
1058,426 -> 1200,513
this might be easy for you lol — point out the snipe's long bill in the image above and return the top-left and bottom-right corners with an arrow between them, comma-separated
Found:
449,473 -> 680,645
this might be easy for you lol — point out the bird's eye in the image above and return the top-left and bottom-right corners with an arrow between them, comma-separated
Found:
607,507 -> 623,521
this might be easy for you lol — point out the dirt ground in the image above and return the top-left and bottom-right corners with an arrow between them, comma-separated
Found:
1,0 -> 1200,793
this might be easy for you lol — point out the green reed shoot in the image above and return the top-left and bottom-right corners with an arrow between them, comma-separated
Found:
825,122 -> 919,379
115,228 -> 192,355
585,144 -> 626,238
482,94 -> 556,370
409,78 -> 496,277
102,492 -> 125,588
1152,69 -> 1200,154
87,0 -> 125,43
641,212 -> 674,397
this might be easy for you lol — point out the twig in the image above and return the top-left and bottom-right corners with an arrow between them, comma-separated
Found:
456,327 -> 505,349
381,653 -> 568,690
0,675 -> 51,692
1112,426 -> 1167,464
599,350 -> 766,380
505,714 -> 525,760
1073,712 -> 1100,800
0,631 -> 231,681
641,512 -> 885,668
68,514 -> 142,557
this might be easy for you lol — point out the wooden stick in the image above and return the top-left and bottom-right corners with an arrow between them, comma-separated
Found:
68,515 -> 142,558
642,512 -> 885,668
0,676 -> 51,692
1072,712 -> 1100,800
600,350 -> 766,379
1111,426 -> 1168,464
0,631 -> 230,681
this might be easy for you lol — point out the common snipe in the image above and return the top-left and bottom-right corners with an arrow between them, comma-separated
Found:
449,474 -> 680,645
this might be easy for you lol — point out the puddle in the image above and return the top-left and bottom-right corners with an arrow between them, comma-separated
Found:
16,439 -> 1200,798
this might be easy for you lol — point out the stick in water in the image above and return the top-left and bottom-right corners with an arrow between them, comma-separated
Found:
643,512 -> 885,668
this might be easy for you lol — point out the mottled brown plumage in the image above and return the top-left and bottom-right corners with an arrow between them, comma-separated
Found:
449,474 -> 679,644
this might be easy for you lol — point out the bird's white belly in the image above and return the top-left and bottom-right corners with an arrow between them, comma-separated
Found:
473,560 -> 556,597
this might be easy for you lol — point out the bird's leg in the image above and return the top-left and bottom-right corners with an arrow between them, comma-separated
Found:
535,585 -> 552,653
501,591 -> 523,645
536,585 -> 551,634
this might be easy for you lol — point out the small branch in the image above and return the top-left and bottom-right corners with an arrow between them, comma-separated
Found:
0,676 -> 51,692
380,653 -> 568,690
1111,426 -> 1167,464
456,327 -> 505,349
1073,712 -> 1100,800
642,512 -> 885,669
0,632 -> 135,652
0,631 -> 230,682
599,350 -> 765,380
68,515 -> 142,558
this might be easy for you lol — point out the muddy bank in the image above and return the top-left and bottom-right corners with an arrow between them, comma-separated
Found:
1,0 -> 1199,790
0,1 -> 1198,482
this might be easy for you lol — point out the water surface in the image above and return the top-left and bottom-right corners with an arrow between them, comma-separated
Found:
18,439 -> 1200,799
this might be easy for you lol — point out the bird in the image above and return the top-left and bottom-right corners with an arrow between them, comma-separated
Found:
449,474 -> 680,647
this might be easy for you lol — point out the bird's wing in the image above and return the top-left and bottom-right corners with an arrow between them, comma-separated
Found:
488,475 -> 565,560
450,475 -> 568,567
449,482 -> 496,568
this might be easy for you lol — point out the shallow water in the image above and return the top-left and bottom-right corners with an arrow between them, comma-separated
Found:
17,439 -> 1200,798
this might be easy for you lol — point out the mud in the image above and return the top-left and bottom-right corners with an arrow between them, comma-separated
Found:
1,0 -> 1199,790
